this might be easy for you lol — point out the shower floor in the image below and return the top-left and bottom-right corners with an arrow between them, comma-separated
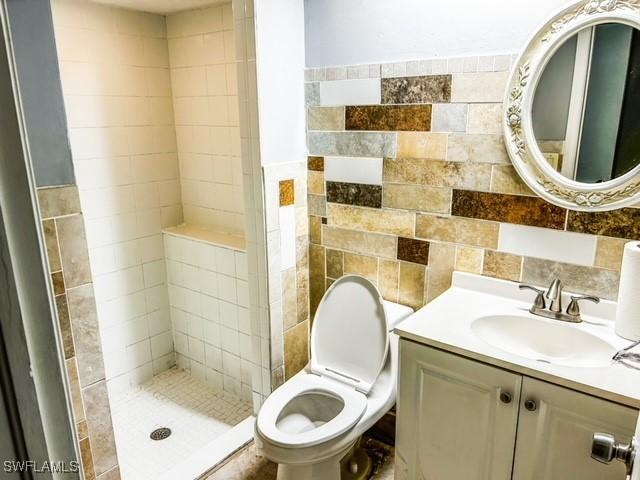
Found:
110,367 -> 253,480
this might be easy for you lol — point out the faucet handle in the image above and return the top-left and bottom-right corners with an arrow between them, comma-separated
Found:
566,294 -> 600,317
519,284 -> 546,309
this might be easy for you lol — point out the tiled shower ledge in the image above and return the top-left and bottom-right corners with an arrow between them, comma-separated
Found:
163,224 -> 246,252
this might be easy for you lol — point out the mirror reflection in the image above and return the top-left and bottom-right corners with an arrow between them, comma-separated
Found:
533,22 -> 640,183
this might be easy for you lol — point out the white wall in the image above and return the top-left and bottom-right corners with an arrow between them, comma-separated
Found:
53,0 -> 180,394
304,0 -> 570,67
255,0 -> 307,165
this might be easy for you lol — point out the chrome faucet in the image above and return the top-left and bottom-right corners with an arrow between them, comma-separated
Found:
519,278 -> 600,323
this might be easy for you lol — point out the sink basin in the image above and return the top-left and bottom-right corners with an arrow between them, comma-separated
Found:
471,315 -> 617,368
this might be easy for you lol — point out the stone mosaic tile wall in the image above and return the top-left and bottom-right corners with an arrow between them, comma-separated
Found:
38,185 -> 119,480
305,55 -> 638,315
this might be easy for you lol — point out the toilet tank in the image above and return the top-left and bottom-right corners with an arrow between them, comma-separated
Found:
382,300 -> 414,331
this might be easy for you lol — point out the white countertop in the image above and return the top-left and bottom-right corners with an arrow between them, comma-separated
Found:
394,272 -> 640,409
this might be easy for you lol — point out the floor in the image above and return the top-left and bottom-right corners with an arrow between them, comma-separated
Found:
111,368 -> 253,480
203,436 -> 395,480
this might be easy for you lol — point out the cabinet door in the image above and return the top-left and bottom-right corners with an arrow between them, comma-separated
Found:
395,341 -> 522,480
513,377 -> 638,480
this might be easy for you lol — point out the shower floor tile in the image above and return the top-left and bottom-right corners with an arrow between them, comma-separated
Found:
110,367 -> 253,480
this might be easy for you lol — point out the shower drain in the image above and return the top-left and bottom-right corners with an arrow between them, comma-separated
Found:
150,427 -> 172,441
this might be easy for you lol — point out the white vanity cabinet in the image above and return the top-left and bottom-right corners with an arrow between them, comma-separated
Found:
396,340 -> 638,480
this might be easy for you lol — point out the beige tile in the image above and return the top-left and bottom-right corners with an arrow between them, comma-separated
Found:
96,467 -> 121,480
397,132 -> 447,159
77,420 -> 89,441
447,133 -> 509,164
378,259 -> 400,302
490,165 -> 534,196
65,358 -> 85,423
309,244 -> 326,316
343,252 -> 378,283
43,219 -> 62,272
80,437 -> 96,480
308,171 -> 325,195
455,246 -> 483,274
322,225 -> 397,259
595,236 -> 628,271
37,186 -> 81,219
399,262 -> 426,310
82,381 -> 118,476
284,320 -> 309,381
57,214 -> 92,288
426,242 -> 456,302
467,103 -> 502,134
282,268 -> 297,330
67,285 -> 105,387
451,71 -> 509,103
327,203 -> 414,236
415,215 -> 499,249
383,183 -> 451,214
383,158 -> 491,190
483,250 -> 522,282
309,216 -> 322,245
308,194 -> 327,216
307,106 -> 345,130
56,294 -> 74,359
325,249 -> 344,279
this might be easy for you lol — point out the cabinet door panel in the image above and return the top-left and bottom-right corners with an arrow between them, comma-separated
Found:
395,341 -> 522,480
513,377 -> 638,480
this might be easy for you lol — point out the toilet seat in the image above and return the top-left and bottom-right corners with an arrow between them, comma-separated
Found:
256,373 -> 368,448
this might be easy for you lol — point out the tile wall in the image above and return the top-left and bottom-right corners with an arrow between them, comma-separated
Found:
163,228 -> 253,400
305,54 -> 638,315
52,0 -> 181,392
167,5 -> 244,234
38,185 -> 120,480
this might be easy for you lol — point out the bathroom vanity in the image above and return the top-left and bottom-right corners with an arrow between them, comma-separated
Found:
394,272 -> 640,480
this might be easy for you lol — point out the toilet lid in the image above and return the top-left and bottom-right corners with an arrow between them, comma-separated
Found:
310,275 -> 388,394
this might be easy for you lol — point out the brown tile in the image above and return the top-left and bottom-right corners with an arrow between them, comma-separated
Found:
308,156 -> 324,171
383,183 -> 451,214
65,358 -> 85,423
77,420 -> 89,441
398,262 -> 426,310
80,437 -> 96,480
279,179 -> 295,206
308,194 -> 327,216
82,381 -> 118,476
67,285 -> 105,387
397,132 -> 447,159
307,106 -> 345,130
426,242 -> 456,302
327,203 -> 414,236
325,249 -> 344,279
345,105 -> 432,131
382,74 -> 452,104
521,257 -> 620,300
483,250 -> 522,282
343,252 -> 378,283
451,190 -> 567,229
271,366 -> 285,391
383,158 -> 491,190
595,237 -> 628,270
52,271 -> 66,296
326,181 -> 382,208
309,244 -> 326,317
455,246 -> 483,274
56,214 -> 92,288
43,219 -> 61,272
378,259 -> 400,302
308,171 -> 325,195
490,165 -> 534,196
567,209 -> 640,240
321,217 -> 327,224
284,320 -> 309,380
447,133 -> 509,164
282,268 -> 297,330
322,225 -> 397,259
37,185 -> 81,219
296,247 -> 310,324
309,216 -> 322,244
415,214 -> 499,249
56,294 -> 75,359
397,237 -> 430,265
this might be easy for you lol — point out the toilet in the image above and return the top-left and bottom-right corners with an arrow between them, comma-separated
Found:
254,275 -> 413,480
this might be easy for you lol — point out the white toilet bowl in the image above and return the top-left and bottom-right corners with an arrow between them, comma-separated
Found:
254,275 -> 413,480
